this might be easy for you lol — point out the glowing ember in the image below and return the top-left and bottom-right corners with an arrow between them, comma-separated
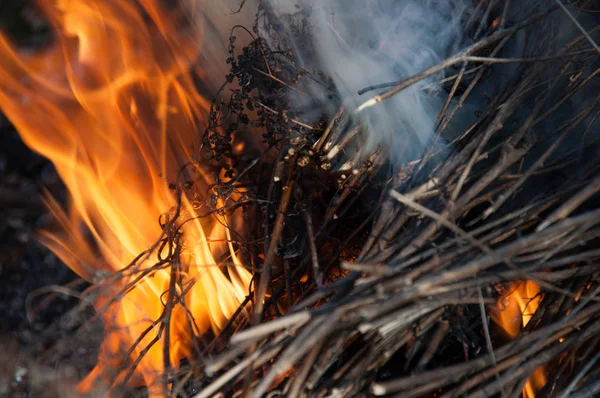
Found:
0,0 -> 251,395
492,281 -> 546,398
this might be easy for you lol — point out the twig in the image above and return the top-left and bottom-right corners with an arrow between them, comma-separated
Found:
554,0 -> 600,55
287,341 -> 324,398
231,311 -> 311,344
484,94 -> 600,218
477,287 -> 504,397
538,175 -> 600,231
314,106 -> 345,152
301,204 -> 322,287
558,350 -> 600,398
253,159 -> 297,324
232,89 -> 315,130
354,5 -> 558,111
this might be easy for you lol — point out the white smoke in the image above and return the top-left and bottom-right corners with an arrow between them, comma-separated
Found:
259,0 -> 472,163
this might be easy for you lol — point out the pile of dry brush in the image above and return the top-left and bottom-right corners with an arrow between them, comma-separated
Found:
12,1 -> 600,397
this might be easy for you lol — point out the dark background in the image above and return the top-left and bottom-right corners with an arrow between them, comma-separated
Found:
0,115 -> 76,334
0,1 -> 76,335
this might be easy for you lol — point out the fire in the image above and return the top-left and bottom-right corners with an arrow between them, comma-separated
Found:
0,0 -> 251,395
491,17 -> 502,29
492,281 -> 546,398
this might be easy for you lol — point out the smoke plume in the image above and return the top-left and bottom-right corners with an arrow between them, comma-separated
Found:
260,0 -> 472,163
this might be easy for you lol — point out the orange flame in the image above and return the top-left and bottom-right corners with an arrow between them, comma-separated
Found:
0,0 -> 251,395
492,281 -> 547,398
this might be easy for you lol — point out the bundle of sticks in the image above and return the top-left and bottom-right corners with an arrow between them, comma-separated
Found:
185,1 -> 600,397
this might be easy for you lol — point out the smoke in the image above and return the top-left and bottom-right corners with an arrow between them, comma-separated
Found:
259,0 -> 473,164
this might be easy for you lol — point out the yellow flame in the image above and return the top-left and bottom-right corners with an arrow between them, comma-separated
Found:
492,281 -> 546,398
0,0 -> 251,395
